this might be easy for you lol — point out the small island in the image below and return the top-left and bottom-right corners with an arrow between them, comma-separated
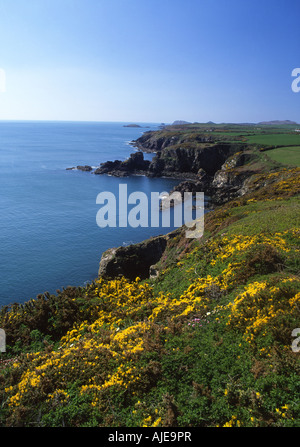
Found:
123,124 -> 142,128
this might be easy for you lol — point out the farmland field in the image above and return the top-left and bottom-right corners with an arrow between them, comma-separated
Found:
265,146 -> 300,167
245,133 -> 300,146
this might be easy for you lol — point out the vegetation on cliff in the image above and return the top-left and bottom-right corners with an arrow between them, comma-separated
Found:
0,124 -> 299,427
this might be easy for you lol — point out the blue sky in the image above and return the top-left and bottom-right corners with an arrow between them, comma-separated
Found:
0,0 -> 300,123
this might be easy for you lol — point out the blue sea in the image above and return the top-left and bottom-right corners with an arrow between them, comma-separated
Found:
0,121 -> 181,307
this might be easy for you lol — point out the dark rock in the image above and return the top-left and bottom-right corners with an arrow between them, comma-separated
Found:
209,168 -> 258,205
122,151 -> 150,171
168,181 -> 205,203
77,165 -> 93,171
94,160 -> 123,174
131,130 -> 214,154
94,152 -> 150,176
98,235 -> 169,280
66,165 -> 93,171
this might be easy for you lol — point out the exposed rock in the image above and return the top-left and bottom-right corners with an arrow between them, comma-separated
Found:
122,151 -> 150,171
98,234 -> 169,280
94,152 -> 150,177
66,165 -> 93,171
146,143 -> 247,177
220,151 -> 258,170
77,165 -> 93,171
93,160 -> 122,175
131,131 -> 213,153
170,180 -> 203,195
68,129 -> 264,210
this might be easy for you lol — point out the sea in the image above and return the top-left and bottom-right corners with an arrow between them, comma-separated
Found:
0,121 -> 182,308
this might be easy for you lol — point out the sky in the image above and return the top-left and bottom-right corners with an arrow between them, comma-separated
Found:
0,0 -> 300,123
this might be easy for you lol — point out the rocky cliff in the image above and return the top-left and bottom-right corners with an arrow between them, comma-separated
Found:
95,139 -> 250,180
131,129 -> 214,153
98,232 -> 179,280
94,151 -> 150,177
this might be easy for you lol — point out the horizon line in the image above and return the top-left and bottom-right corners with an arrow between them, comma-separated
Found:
0,119 -> 299,125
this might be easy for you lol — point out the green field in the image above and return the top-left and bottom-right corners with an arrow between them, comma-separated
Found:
165,123 -> 300,149
245,133 -> 300,146
265,146 -> 300,167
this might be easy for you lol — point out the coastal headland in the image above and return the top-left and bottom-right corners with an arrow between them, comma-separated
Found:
1,121 -> 300,427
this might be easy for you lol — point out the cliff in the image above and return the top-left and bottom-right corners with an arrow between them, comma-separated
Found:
94,133 -> 263,207
130,128 -> 214,152
98,233 -> 175,280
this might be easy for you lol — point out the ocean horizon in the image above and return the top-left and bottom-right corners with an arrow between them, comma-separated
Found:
0,120 -> 180,308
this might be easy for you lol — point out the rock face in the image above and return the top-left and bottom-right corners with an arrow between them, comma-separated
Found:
98,235 -> 169,280
147,143 -> 242,177
68,129 -> 263,209
77,165 -> 93,171
131,131 -> 213,153
94,152 -> 150,177
92,135 -> 261,207
94,142 -> 248,180
210,169 -> 256,205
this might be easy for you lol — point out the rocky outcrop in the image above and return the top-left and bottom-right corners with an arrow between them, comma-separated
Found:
158,150 -> 261,206
95,141 -> 249,181
66,165 -> 93,171
98,234 -> 171,280
147,143 -> 244,177
209,169 -> 257,205
94,152 -> 150,177
67,129 -> 262,208
131,130 -> 214,153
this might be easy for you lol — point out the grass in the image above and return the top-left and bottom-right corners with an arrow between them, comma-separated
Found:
265,146 -> 300,167
223,197 -> 300,236
246,133 -> 300,146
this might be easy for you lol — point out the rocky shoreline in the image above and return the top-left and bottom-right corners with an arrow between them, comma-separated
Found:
66,132 -> 259,207
66,128 -> 268,280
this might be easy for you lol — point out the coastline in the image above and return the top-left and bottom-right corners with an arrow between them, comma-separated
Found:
1,127 -> 299,426
1,121 -> 289,309
60,123 -> 300,284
